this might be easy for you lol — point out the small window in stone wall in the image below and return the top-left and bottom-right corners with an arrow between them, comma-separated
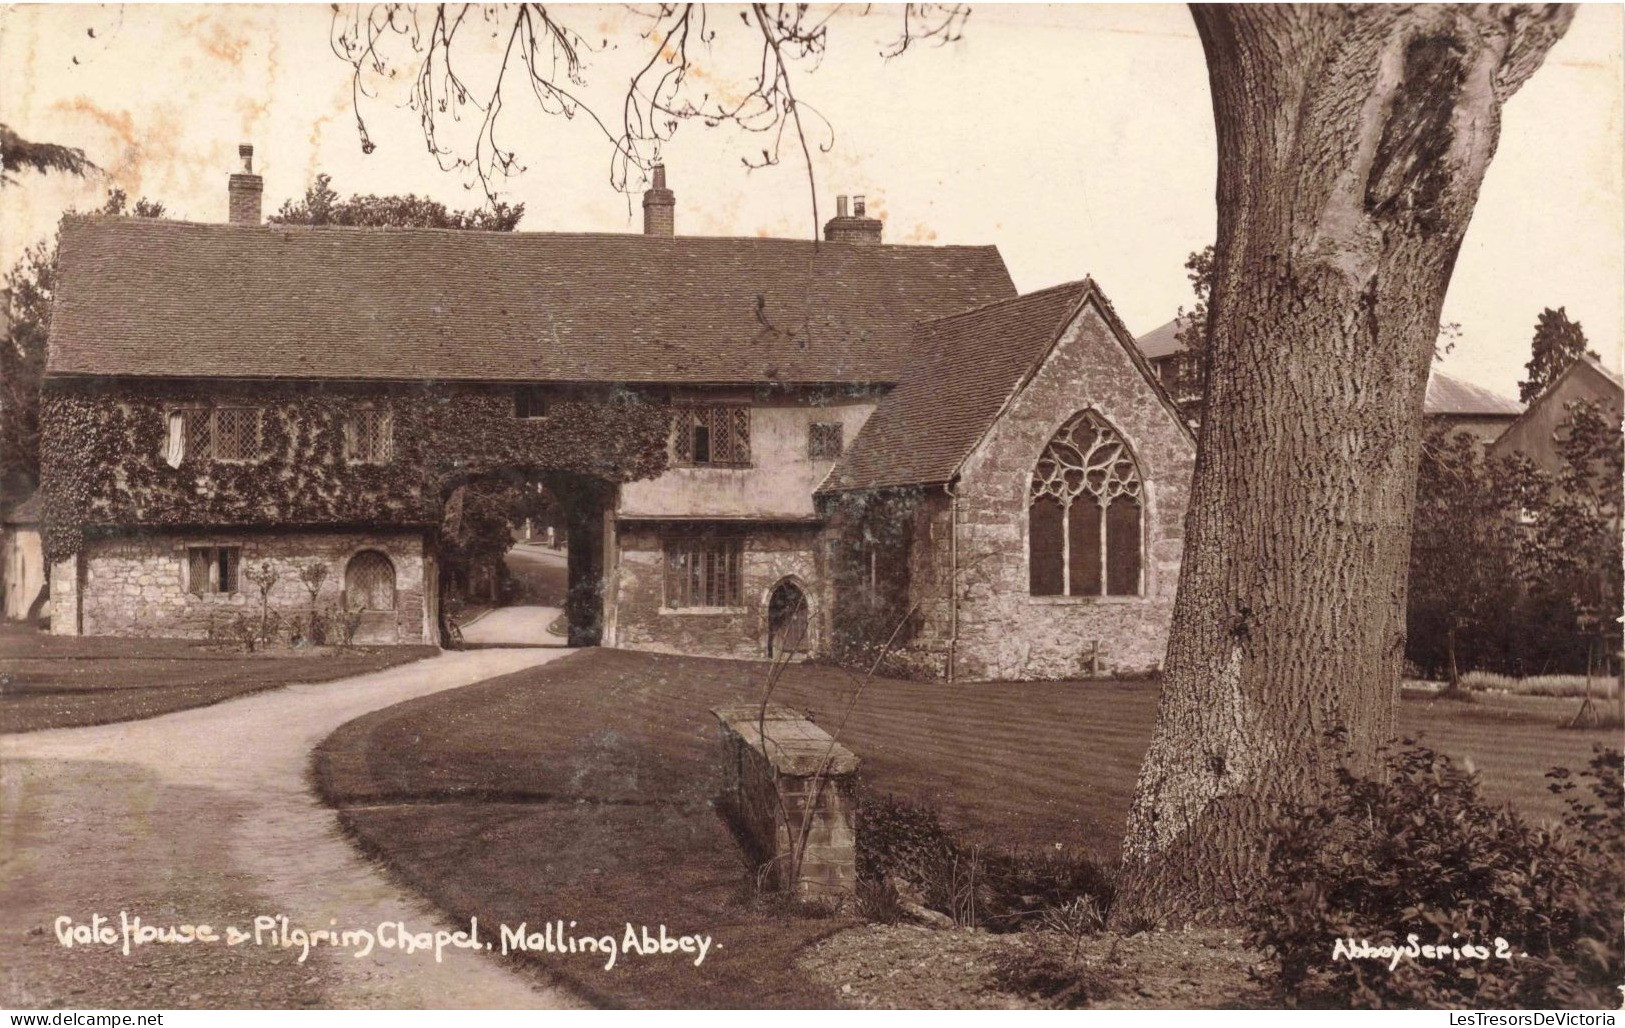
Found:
808,421 -> 844,459
664,533 -> 743,608
188,546 -> 242,595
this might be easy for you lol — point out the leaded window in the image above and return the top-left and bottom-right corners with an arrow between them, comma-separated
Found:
673,406 -> 751,466
809,421 -> 844,459
175,407 -> 263,463
1029,411 -> 1144,597
211,407 -> 262,461
344,408 -> 394,463
187,546 -> 241,595
345,550 -> 397,610
664,533 -> 743,608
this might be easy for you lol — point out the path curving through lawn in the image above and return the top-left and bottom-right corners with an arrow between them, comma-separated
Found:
0,648 -> 583,1009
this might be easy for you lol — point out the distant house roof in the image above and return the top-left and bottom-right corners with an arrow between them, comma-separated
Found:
1424,372 -> 1524,418
1135,317 -> 1186,360
1132,319 -> 1522,418
1578,352 -> 1625,392
824,279 -> 1188,493
1491,353 -> 1624,463
46,216 -> 1016,385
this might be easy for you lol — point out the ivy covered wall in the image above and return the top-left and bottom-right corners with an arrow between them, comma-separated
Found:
39,379 -> 671,563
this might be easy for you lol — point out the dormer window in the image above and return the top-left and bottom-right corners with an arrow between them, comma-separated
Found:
514,386 -> 548,419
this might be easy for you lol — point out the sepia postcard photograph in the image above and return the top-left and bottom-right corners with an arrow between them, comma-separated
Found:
1,1 -> 1621,1015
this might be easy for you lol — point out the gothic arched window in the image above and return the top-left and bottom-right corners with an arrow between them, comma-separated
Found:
1029,411 -> 1144,597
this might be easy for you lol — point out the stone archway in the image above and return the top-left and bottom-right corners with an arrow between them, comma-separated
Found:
766,577 -> 810,658
436,468 -> 614,648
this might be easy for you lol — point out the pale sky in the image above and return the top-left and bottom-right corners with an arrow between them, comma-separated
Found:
2,3 -> 1621,401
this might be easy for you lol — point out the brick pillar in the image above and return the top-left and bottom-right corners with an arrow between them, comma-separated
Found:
713,704 -> 860,902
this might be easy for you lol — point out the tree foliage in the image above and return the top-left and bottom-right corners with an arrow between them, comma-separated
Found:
1406,402 -> 1624,681
1517,399 -> 1624,670
1247,742 -> 1622,1009
0,242 -> 57,504
1171,245 -> 1213,357
0,124 -> 97,185
1518,307 -> 1595,404
268,172 -> 524,230
1406,427 -> 1526,686
1,192 -> 166,502
98,188 -> 167,219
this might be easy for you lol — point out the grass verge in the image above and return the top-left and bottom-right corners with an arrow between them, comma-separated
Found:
0,623 -> 435,732
313,649 -> 1617,1008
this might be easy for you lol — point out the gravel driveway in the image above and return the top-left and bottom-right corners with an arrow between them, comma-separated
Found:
1,647 -> 584,1009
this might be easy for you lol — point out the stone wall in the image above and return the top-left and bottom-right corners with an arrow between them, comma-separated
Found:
51,529 -> 429,643
950,300 -> 1196,680
713,703 -> 859,902
610,521 -> 824,659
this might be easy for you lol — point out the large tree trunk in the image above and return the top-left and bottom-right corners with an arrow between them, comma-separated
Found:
1114,4 -> 1573,926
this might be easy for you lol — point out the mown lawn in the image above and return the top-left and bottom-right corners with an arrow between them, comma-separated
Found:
0,623 -> 436,732
314,649 -> 1617,1009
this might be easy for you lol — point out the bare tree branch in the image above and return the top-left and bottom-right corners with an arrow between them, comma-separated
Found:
329,3 -> 971,218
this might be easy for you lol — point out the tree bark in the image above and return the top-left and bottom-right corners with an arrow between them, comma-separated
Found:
1114,3 -> 1574,926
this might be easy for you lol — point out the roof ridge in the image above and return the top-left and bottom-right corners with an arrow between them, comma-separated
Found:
916,277 -> 1093,329
63,212 -> 1000,251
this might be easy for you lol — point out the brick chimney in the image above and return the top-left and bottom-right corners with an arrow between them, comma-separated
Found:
228,144 -> 262,225
642,164 -> 675,237
824,193 -> 882,245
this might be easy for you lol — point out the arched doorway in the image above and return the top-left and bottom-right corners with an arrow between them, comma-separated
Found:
767,579 -> 810,658
345,550 -> 397,610
436,469 -> 613,648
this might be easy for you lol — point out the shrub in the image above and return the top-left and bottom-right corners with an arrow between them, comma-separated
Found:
331,603 -> 365,647
976,847 -> 1116,933
987,934 -> 1127,1008
226,611 -> 259,653
1460,671 -> 1620,700
1246,742 -> 1623,1008
856,795 -> 1113,932
855,794 -> 960,904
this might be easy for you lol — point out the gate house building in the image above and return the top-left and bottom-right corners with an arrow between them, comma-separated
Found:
40,149 -> 1194,680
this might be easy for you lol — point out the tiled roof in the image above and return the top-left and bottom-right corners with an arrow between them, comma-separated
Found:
1425,372 -> 1523,417
824,279 -> 1183,493
46,216 -> 1016,383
